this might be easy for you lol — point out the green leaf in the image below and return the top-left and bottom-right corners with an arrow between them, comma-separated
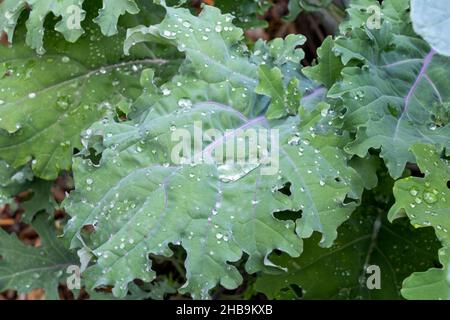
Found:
0,160 -> 23,209
389,144 -> 450,299
0,214 -> 78,299
329,0 -> 450,178
389,144 -> 450,246
63,5 -> 367,299
213,0 -> 271,29
64,73 -> 364,298
259,34 -> 306,67
126,280 -> 178,300
94,0 -> 140,36
256,66 -> 285,117
125,5 -> 258,89
252,33 -> 306,119
255,65 -> 301,119
254,188 -> 441,299
401,246 -> 450,300
411,0 -> 450,57
0,23 -> 168,180
125,7 -> 309,119
303,36 -> 343,89
285,0 -> 334,22
348,154 -> 381,191
0,161 -> 54,221
0,0 -> 141,54
338,0 -> 382,36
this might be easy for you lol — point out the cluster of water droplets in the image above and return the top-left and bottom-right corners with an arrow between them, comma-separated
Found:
407,181 -> 448,234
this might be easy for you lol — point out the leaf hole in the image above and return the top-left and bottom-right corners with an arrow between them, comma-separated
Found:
273,209 -> 302,221
406,163 -> 424,177
82,224 -> 95,234
289,284 -> 303,298
343,196 -> 358,205
278,182 -> 291,196
149,244 -> 187,284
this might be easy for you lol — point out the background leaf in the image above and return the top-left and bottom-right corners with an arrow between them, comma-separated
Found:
329,0 -> 450,178
389,144 -> 450,300
254,178 -> 441,299
401,246 -> 450,300
0,0 -> 141,53
411,0 -> 450,57
0,20 -> 170,179
0,214 -> 78,299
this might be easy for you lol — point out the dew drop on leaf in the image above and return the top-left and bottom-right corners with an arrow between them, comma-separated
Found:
178,99 -> 193,108
423,192 -> 438,204
409,188 -> 419,196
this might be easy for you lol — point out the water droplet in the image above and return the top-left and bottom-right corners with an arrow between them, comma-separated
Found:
288,134 -> 300,146
356,90 -> 365,99
409,188 -> 419,196
424,192 -> 438,204
178,98 -> 193,108
56,96 -> 70,110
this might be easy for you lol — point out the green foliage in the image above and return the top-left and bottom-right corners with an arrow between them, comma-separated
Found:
63,4 -> 365,299
389,144 -> 450,300
256,65 -> 301,119
411,0 -> 450,57
329,0 -> 450,178
0,20 -> 171,180
214,0 -> 271,29
0,0 -> 140,54
0,161 -> 55,222
401,246 -> 450,300
254,175 -> 441,299
0,214 -> 78,299
389,144 -> 450,245
0,0 -> 449,301
286,0 -> 334,22
303,36 -> 343,89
